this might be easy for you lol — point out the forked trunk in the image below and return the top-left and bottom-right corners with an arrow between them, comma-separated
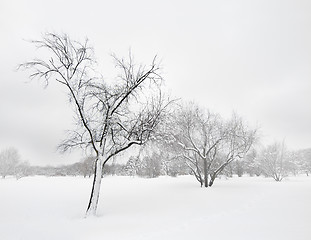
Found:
85,157 -> 104,217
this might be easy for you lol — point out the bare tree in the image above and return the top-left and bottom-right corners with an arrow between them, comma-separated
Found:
139,152 -> 162,178
172,105 -> 223,187
19,32 -> 171,216
243,148 -> 262,176
300,149 -> 311,176
0,147 -> 21,178
15,161 -> 31,179
80,156 -> 95,178
159,149 -> 185,177
259,141 -> 287,181
168,103 -> 256,187
208,114 -> 257,186
291,148 -> 311,176
124,156 -> 142,176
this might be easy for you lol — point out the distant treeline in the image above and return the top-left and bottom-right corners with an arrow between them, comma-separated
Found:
1,146 -> 311,181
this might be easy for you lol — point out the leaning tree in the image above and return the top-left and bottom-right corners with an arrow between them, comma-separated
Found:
19,33 -> 171,216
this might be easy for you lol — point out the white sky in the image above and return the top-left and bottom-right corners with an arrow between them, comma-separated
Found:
0,0 -> 310,165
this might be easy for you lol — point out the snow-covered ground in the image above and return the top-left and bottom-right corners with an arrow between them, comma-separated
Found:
0,175 -> 310,240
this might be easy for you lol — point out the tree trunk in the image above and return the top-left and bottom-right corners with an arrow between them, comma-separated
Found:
200,180 -> 203,188
85,157 -> 103,217
209,173 -> 216,187
203,159 -> 208,188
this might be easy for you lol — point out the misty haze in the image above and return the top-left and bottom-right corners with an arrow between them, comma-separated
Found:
0,0 -> 310,240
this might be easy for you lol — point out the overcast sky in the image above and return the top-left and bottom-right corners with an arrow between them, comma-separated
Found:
0,0 -> 310,165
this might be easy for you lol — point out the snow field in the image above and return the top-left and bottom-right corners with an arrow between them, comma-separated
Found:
0,175 -> 310,240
